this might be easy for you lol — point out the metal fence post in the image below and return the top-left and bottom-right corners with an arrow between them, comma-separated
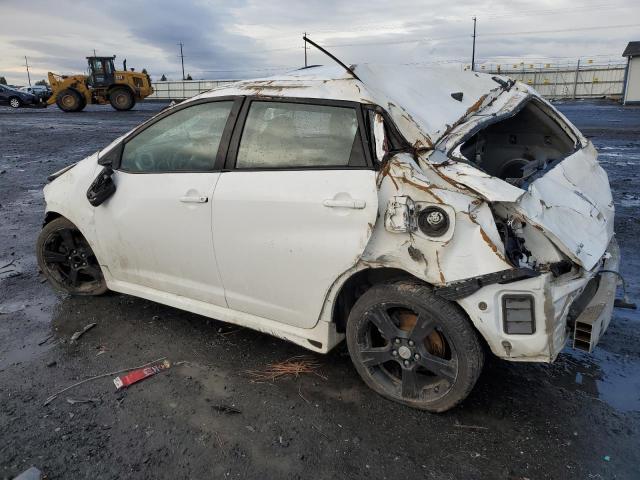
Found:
572,59 -> 580,99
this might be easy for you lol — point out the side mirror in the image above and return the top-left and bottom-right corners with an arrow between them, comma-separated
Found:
87,167 -> 116,207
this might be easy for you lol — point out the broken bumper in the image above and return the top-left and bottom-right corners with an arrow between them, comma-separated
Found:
572,238 -> 620,352
456,238 -> 619,362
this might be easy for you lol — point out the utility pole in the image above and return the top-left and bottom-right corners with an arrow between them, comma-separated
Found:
304,32 -> 308,67
471,17 -> 477,72
178,42 -> 185,80
24,56 -> 31,86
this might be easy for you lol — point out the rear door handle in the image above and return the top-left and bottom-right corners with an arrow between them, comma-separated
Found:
323,198 -> 366,209
180,195 -> 208,203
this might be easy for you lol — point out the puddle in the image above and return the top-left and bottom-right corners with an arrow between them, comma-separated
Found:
563,348 -> 640,412
556,311 -> 640,412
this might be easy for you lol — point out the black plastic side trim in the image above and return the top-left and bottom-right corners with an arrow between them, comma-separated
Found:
433,267 -> 540,300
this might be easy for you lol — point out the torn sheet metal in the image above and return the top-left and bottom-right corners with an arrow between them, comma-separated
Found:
511,143 -> 615,270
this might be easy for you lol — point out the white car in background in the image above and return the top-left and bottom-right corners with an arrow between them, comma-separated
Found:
20,85 -> 51,100
37,62 -> 618,412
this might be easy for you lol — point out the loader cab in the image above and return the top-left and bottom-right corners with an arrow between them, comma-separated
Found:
87,56 -> 116,88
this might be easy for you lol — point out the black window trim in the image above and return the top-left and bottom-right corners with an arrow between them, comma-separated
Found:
223,95 -> 375,172
112,95 -> 244,174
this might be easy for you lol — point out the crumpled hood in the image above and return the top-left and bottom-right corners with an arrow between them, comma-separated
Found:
353,64 -> 508,148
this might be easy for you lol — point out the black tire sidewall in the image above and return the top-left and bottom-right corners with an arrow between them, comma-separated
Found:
110,88 -> 134,111
346,281 -> 484,412
56,89 -> 82,112
36,217 -> 108,296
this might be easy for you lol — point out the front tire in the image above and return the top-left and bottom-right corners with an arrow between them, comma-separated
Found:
9,97 -> 21,108
56,89 -> 83,112
346,281 -> 484,412
109,87 -> 135,111
37,217 -> 108,295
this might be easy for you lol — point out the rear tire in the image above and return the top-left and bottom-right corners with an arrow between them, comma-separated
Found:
9,97 -> 21,108
346,281 -> 484,412
37,217 -> 108,296
109,87 -> 134,111
56,89 -> 83,112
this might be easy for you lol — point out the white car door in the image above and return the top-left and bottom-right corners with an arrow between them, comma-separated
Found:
94,99 -> 240,305
213,99 -> 378,329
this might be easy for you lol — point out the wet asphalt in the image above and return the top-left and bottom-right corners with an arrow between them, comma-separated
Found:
0,100 -> 639,479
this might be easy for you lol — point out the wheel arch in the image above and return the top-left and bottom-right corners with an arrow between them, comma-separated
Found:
41,209 -> 106,271
43,211 -> 62,226
330,267 -> 428,333
328,265 -> 492,355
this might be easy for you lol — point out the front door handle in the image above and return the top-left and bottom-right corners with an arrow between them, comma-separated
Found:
323,198 -> 366,209
180,195 -> 208,203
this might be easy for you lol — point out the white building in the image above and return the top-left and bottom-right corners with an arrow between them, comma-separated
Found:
622,41 -> 640,105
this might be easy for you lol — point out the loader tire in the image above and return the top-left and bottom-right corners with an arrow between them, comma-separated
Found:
110,87 -> 134,111
56,89 -> 83,112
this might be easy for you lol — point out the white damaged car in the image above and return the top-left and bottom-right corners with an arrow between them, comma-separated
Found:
38,62 -> 619,412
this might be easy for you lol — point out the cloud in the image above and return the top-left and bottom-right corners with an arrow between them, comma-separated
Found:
0,0 -> 638,85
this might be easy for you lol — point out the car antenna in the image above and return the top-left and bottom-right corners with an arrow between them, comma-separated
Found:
302,35 -> 360,81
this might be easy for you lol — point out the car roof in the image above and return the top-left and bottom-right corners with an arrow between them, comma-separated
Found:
197,63 -> 505,149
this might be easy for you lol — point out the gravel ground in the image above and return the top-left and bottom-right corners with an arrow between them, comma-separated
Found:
0,100 -> 639,480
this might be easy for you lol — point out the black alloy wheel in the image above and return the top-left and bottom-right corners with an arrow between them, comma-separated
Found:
36,217 -> 108,295
347,282 -> 484,412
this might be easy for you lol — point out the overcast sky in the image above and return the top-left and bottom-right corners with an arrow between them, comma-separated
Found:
1,0 -> 639,85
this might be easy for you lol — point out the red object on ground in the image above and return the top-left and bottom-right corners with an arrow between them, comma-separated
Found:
113,360 -> 171,390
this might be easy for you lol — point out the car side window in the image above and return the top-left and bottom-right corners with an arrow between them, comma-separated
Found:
120,101 -> 233,172
236,101 -> 366,169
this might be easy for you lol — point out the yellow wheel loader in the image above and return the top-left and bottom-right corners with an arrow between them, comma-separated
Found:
47,56 -> 154,112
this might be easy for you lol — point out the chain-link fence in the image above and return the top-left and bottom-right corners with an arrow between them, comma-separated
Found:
479,61 -> 627,99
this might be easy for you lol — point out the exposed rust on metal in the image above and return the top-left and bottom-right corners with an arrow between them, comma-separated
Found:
428,164 -> 470,191
466,94 -> 488,116
377,160 -> 398,189
438,93 -> 489,140
435,250 -> 446,283
395,175 -> 444,203
479,227 -> 508,263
